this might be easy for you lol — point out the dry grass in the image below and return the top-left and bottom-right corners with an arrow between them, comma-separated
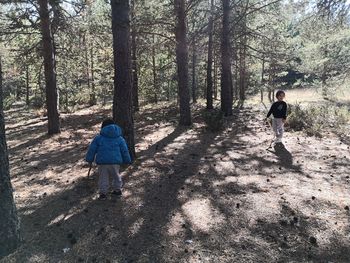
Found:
249,86 -> 350,107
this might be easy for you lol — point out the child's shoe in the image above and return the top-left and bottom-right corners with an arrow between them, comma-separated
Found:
111,190 -> 122,197
98,193 -> 107,200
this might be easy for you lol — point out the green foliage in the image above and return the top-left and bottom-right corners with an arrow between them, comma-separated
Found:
30,96 -> 45,109
72,92 -> 90,107
288,103 -> 350,137
1,0 -> 349,112
202,109 -> 224,132
3,95 -> 16,110
287,103 -> 309,131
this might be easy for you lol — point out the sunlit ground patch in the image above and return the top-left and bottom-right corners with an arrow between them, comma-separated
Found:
182,198 -> 225,233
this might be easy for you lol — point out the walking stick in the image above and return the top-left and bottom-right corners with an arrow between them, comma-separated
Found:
87,163 -> 93,179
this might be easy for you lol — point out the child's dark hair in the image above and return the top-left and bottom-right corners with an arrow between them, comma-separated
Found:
101,118 -> 115,128
276,90 -> 285,98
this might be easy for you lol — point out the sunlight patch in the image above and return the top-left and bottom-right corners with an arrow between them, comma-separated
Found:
28,253 -> 49,262
167,211 -> 185,236
48,198 -> 90,226
226,150 -> 245,159
213,161 -> 236,175
182,198 -> 224,233
48,214 -> 65,226
129,217 -> 144,237
213,176 -> 238,186
248,194 -> 281,219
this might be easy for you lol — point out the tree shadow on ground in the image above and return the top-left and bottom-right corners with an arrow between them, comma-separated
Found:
247,201 -> 350,263
4,107 -> 277,262
4,107 -> 227,261
3,106 -> 349,263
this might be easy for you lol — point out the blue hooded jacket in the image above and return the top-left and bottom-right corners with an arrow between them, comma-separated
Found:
86,124 -> 132,165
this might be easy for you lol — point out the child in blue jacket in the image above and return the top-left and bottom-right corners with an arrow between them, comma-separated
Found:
86,119 -> 131,200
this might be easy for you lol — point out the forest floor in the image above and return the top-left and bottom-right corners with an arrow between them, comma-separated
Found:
2,100 -> 350,263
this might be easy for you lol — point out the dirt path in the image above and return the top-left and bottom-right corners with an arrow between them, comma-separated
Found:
2,103 -> 350,263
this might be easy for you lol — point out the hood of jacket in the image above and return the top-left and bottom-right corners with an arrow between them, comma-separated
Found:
100,124 -> 122,138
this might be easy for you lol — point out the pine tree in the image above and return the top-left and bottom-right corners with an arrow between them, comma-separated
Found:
38,0 -> 60,134
220,0 -> 233,116
0,57 -> 21,258
111,0 -> 136,159
175,0 -> 192,125
206,0 -> 214,110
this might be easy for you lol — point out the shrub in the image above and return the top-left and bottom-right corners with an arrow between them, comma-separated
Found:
3,95 -> 16,110
202,109 -> 224,132
30,96 -> 45,109
334,106 -> 350,126
287,103 -> 350,137
287,103 -> 311,131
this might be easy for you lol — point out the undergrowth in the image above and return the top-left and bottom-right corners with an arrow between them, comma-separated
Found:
287,103 -> 350,137
202,108 -> 224,132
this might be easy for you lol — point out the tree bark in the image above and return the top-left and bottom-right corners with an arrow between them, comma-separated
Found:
191,42 -> 197,104
214,51 -> 218,99
239,42 -> 246,101
220,0 -> 233,116
230,65 -> 234,101
83,34 -> 92,106
152,35 -> 158,104
234,49 -> 239,100
64,76 -> 68,111
260,57 -> 265,102
174,0 -> 192,126
206,0 -> 214,109
111,0 -> 136,159
89,46 -> 96,106
131,0 -> 139,112
239,15 -> 247,102
25,64 -> 30,106
0,57 -> 21,258
38,0 -> 60,134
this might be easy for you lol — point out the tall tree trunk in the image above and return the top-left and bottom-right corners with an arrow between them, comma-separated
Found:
131,0 -> 139,112
239,14 -> 247,101
220,0 -> 233,116
64,76 -> 69,111
206,0 -> 214,109
0,57 -> 21,258
16,85 -> 20,100
268,71 -> 272,103
89,46 -> 96,106
191,42 -> 197,104
234,49 -> 239,100
131,31 -> 139,111
239,16 -> 247,102
239,42 -> 246,101
230,65 -> 234,101
83,34 -> 92,106
38,0 -> 60,134
269,62 -> 275,102
167,80 -> 171,101
25,65 -> 30,106
152,35 -> 158,104
111,0 -> 136,159
268,89 -> 272,102
260,57 -> 265,102
174,0 -> 191,126
213,51 -> 218,99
